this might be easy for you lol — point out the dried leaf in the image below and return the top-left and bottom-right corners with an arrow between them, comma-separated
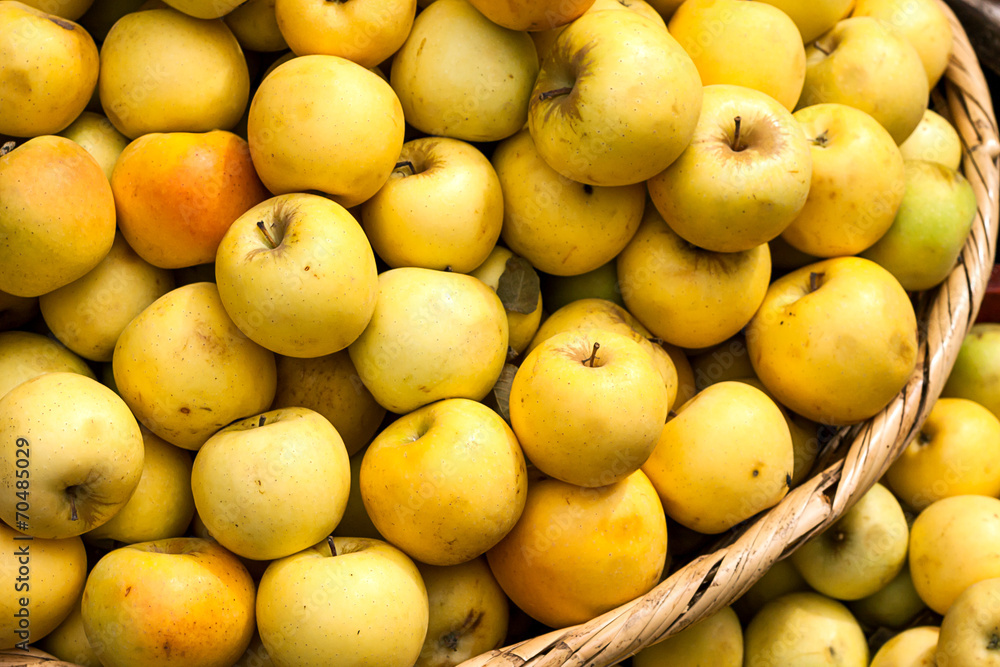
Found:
496,256 -> 540,314
484,363 -> 518,425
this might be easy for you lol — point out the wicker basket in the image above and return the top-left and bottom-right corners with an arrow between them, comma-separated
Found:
457,4 -> 1000,666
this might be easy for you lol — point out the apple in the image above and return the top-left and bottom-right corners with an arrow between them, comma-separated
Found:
647,84 -> 812,253
18,0 -> 95,19
908,494 -> 1000,614
848,564 -> 927,630
631,606 -> 743,667
852,0 -> 953,88
746,256 -> 918,425
0,290 -> 38,332
617,206 -> 772,350
0,372 -> 144,539
224,0 -> 287,52
491,128 -> 646,276
348,267 -> 509,415
665,341 -> 698,407
466,0 -> 594,31
528,9 -> 702,186
668,0 -> 806,111
870,626 -> 939,667
936,577 -> 1000,666
485,469 -> 667,629
39,232 -> 176,362
361,398 -> 527,566
540,262 -> 624,312
361,137 -> 503,273
688,334 -> 756,391
468,246 -> 544,356
530,0 -> 667,63
111,130 -> 270,270
82,427 -> 195,548
642,380 -> 793,533
754,0 -> 854,43
798,16 -> 929,145
37,594 -> 102,666
81,537 -> 256,667
275,0 -> 416,68
0,522 -> 87,650
782,103 -> 906,257
743,592 -> 869,666
0,331 -> 96,400
789,482 -> 909,600
248,54 -> 404,208
510,329 -> 669,487
57,111 -> 130,182
99,8 -> 249,138
332,446 -> 382,541
192,407 -> 350,561
215,193 -> 379,358
271,351 -> 386,457
899,108 -> 963,169
732,559 -> 810,623
861,159 -> 978,291
390,0 -> 538,142
416,557 -> 510,667
112,282 -> 277,450
161,0 -> 244,18
256,537 -> 429,667
0,136 -> 115,298
0,2 -> 98,137
942,323 -> 1000,420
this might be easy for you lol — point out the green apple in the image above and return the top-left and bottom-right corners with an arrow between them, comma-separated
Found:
540,262 -> 624,312
936,577 -> 1000,666
215,193 -> 379,358
647,84 -> 812,253
361,137 -> 503,273
0,372 -> 143,539
81,537 -> 256,667
798,17 -> 929,145
192,407 -> 351,561
899,108 -> 963,169
942,323 -> 1000,420
861,159 -> 978,291
389,0 -> 538,142
848,564 -> 927,630
361,398 -> 527,566
57,111 -> 130,182
870,626 -> 939,667
510,329 -> 669,487
632,606 -> 743,666
528,8 -> 702,186
0,331 -> 95,400
348,267 -> 509,414
790,482 -> 909,600
256,537 -> 429,667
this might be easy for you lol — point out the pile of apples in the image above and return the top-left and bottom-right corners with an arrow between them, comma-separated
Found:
0,0 -> 989,664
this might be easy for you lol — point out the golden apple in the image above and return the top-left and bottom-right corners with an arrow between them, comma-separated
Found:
57,111 -> 129,182
467,0 -> 594,31
733,559 -> 810,623
37,595 -> 101,666
161,0 -> 244,18
754,0 -> 854,43
632,606 -> 743,667
531,0 -> 667,63
852,0 -> 953,88
899,108 -> 963,169
468,246 -> 544,356
871,626 -> 939,667
0,330 -> 95,400
18,0 -> 93,19
848,564 -> 927,630
224,0 -> 287,52
936,577 -> 1000,666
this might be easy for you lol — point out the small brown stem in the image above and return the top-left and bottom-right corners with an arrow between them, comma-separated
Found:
809,271 -> 825,293
258,415 -> 266,427
0,141 -> 15,157
538,86 -> 573,101
813,42 -> 831,56
394,160 -> 415,176
812,130 -> 830,147
327,535 -> 337,557
257,221 -> 277,249
583,342 -> 600,367
732,116 -> 743,152
70,496 -> 78,521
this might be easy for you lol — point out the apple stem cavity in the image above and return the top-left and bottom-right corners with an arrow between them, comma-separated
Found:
327,535 -> 337,557
809,272 -> 825,293
731,116 -> 745,152
256,221 -> 278,249
69,495 -> 78,521
538,87 -> 573,101
394,160 -> 416,176
0,141 -> 15,157
812,130 -> 830,148
583,342 -> 601,367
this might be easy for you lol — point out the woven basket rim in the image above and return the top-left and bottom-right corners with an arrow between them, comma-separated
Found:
458,3 -> 1000,666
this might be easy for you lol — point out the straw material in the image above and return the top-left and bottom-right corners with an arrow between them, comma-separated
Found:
458,3 -> 1000,666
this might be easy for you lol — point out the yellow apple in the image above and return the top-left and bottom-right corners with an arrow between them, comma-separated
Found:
908,494 -> 1000,615
82,427 -> 194,548
617,206 -> 772,349
540,260 -> 624,312
0,330 -> 95,400
0,372 -> 144,539
486,470 -> 667,628
0,522 -> 87,649
275,0 -> 415,67
899,109 -> 963,169
416,557 -> 509,667
37,595 -> 101,667
271,351 -> 386,457
870,626 -> 939,667
39,232 -> 175,363
18,0 -> 94,19
688,334 -> 756,391
0,2 -> 98,137
361,137 -> 503,273
215,193 -> 379,358
942,323 -> 1000,420
528,9 -> 702,186
782,103 -> 906,257
852,0 -> 953,88
631,606 -> 743,667
248,54 -> 404,208
754,0 -> 854,43
0,136 -> 115,298
99,8 -> 249,138
510,329 -> 669,487
647,84 -> 812,253
81,537 -> 256,667
348,267 -> 509,414
467,0 -> 594,31
746,256 -> 918,425
936,577 -> 1000,666
732,559 -> 810,623
848,564 -> 927,630
390,0 -> 538,142
361,398 -> 527,566
112,282 -> 277,450
224,0 -> 287,52
642,380 -> 793,533
468,246 -> 544,356
256,537 -> 429,667
531,0 -> 667,63
161,0 -> 244,18
668,0 -> 806,110
491,128 -> 646,276
57,111 -> 130,182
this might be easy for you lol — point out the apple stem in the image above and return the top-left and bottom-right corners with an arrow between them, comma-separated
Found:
732,116 -> 744,152
538,87 -> 573,101
70,496 -> 78,521
813,42 -> 831,56
394,160 -> 415,176
258,415 -> 266,427
809,271 -> 825,293
812,130 -> 830,148
0,141 -> 15,156
256,221 -> 277,249
327,535 -> 337,557
583,342 -> 600,367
